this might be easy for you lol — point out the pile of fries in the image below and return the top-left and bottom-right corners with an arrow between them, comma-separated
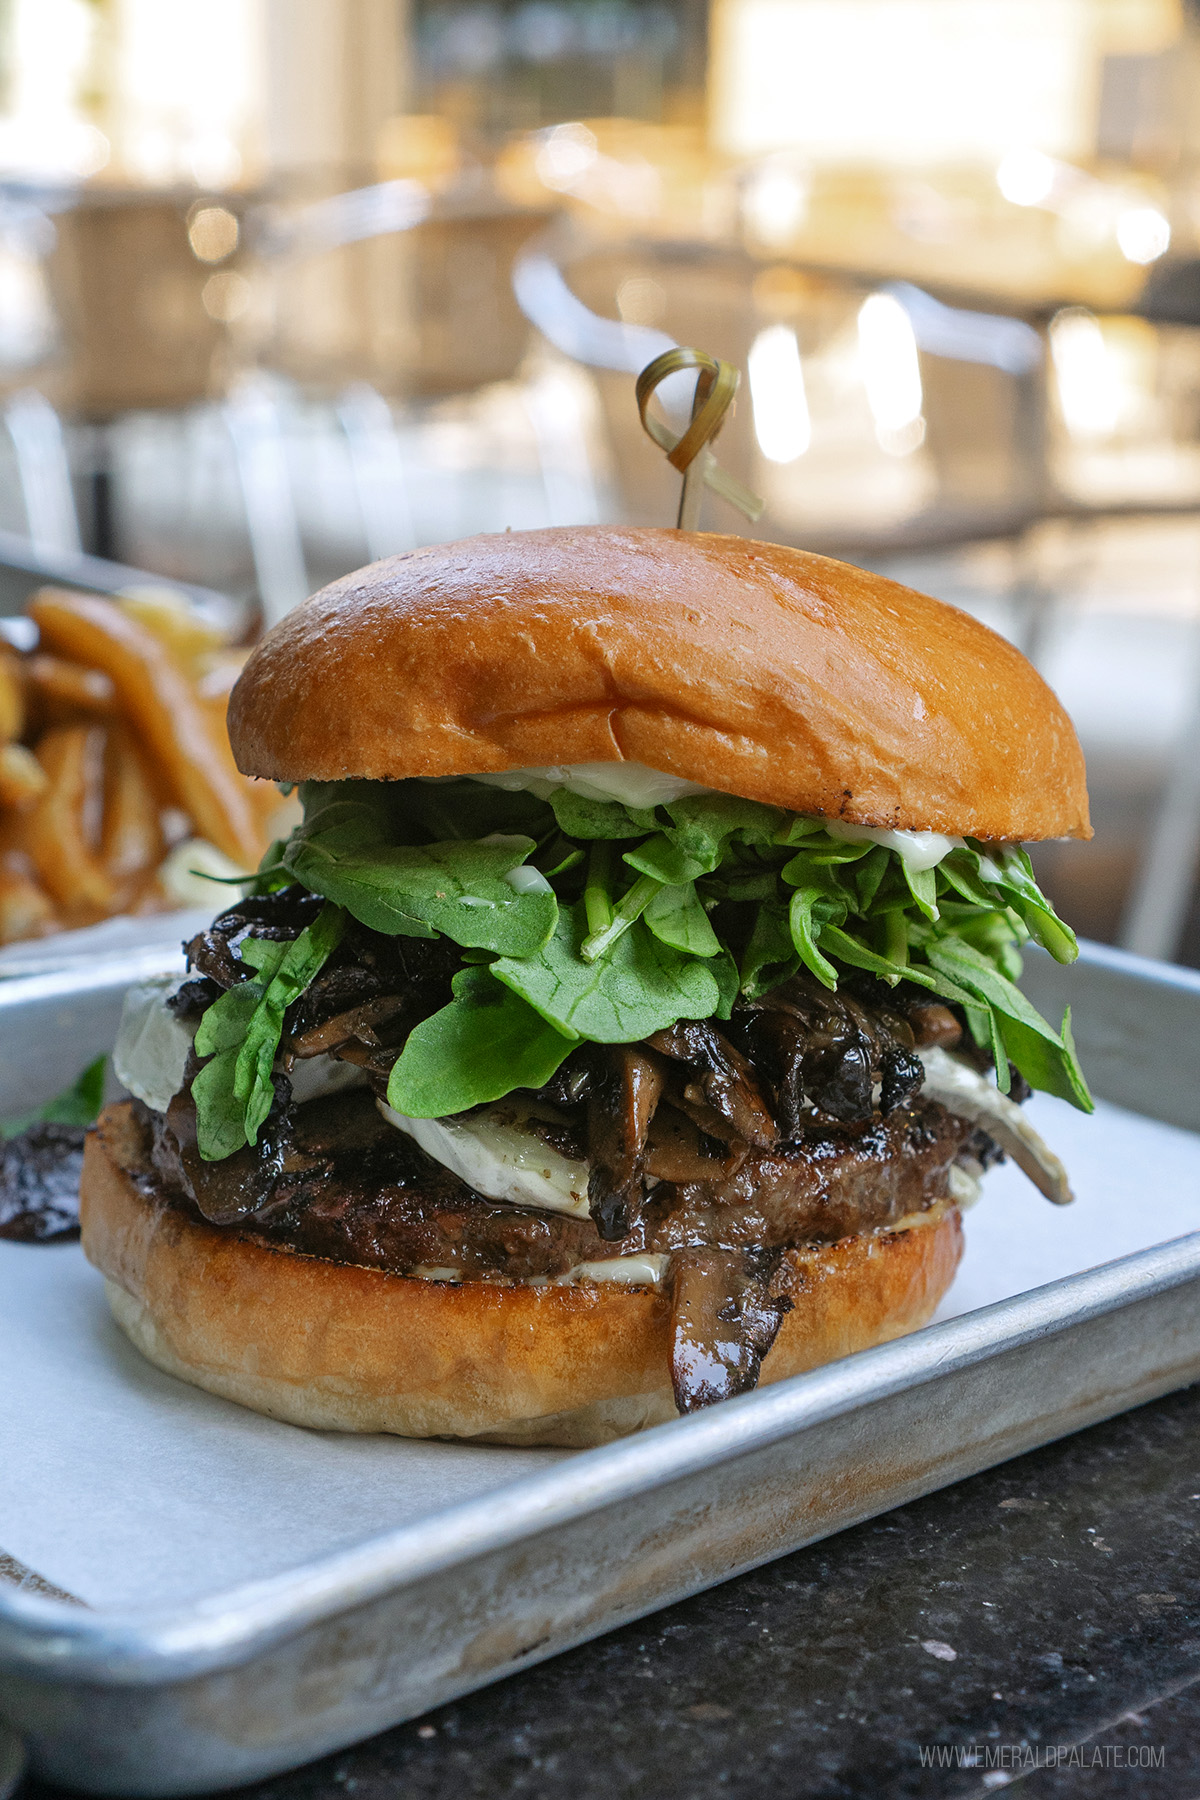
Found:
0,588 -> 287,945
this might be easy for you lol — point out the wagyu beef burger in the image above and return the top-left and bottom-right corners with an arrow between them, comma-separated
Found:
83,528 -> 1092,1446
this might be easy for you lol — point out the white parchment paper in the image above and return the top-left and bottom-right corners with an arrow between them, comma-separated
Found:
2,1092 -> 1199,1614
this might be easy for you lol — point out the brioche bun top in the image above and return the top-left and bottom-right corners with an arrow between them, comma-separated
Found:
228,527 -> 1089,842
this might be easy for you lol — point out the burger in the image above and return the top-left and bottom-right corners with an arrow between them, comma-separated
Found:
81,528 -> 1092,1447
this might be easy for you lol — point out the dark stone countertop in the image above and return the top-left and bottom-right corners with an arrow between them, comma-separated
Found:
25,1383 -> 1200,1800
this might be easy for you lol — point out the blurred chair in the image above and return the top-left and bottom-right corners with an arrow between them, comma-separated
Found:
45,189 -> 237,421
0,175 -> 571,628
14,185 -> 249,573
233,177 -> 561,622
0,194 -> 81,558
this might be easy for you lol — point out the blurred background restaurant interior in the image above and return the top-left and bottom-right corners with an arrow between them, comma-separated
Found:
0,0 -> 1199,965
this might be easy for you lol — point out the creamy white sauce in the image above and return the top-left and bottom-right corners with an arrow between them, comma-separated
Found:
560,1253 -> 670,1287
504,864 -> 553,895
469,762 -> 965,870
472,762 -> 707,809
378,1098 -> 591,1218
824,819 -> 965,872
114,977 -> 195,1113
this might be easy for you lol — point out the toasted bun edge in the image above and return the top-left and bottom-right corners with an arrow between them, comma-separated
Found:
227,528 -> 1089,843
82,1102 -> 963,1448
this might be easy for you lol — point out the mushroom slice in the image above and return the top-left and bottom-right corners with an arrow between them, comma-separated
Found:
668,1247 -> 794,1412
918,1047 -> 1073,1205
586,1046 -> 665,1240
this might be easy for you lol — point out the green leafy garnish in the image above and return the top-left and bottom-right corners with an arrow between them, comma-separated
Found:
281,789 -> 557,955
387,965 -> 573,1118
492,901 -> 721,1042
2,1055 -> 107,1139
187,778 -> 1093,1162
548,788 -> 657,840
643,880 -> 721,958
192,903 -> 345,1159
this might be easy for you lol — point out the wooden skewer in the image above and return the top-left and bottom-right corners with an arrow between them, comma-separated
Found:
677,450 -> 708,530
635,347 -> 763,532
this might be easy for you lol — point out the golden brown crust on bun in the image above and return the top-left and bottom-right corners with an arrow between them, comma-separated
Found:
228,527 -> 1089,842
82,1103 -> 963,1448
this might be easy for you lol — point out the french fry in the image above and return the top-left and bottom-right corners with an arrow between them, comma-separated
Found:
24,654 -> 116,725
29,589 -> 264,869
21,723 -> 116,915
118,590 -> 225,673
0,743 -> 49,810
0,849 -> 57,944
0,650 -> 24,740
101,724 -> 166,887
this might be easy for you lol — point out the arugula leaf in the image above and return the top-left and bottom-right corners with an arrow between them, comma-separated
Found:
2,1055 -> 107,1139
778,849 -> 846,896
400,778 -> 554,844
739,900 -> 798,999
622,830 -> 709,886
387,965 -> 574,1118
987,845 -> 1078,963
902,861 -> 939,922
817,924 -> 979,1011
228,776 -> 1092,1117
712,865 -> 780,902
301,776 -> 553,847
709,949 -> 740,1020
625,794 -> 783,885
939,847 -> 999,909
924,938 -> 1058,1042
665,791 -> 783,847
492,901 -> 720,1042
787,887 -> 839,989
581,873 -> 663,962
773,815 -> 826,847
643,881 -> 721,958
548,789 -> 658,839
799,835 -> 876,867
853,845 -> 891,911
925,937 -> 1094,1111
192,903 -> 345,1160
284,826 -> 557,954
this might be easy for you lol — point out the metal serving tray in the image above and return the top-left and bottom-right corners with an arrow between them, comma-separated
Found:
1,941 -> 1199,1795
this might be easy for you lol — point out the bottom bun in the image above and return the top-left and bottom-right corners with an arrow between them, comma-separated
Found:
82,1102 -> 964,1448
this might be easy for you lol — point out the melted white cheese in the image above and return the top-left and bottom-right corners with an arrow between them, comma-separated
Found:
378,1099 -> 591,1218
408,1255 -> 670,1288
946,1164 -> 983,1210
114,978 -> 196,1113
288,1056 -> 369,1105
114,979 -> 368,1114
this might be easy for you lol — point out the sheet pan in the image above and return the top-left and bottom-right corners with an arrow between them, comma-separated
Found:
0,941 -> 1198,1793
